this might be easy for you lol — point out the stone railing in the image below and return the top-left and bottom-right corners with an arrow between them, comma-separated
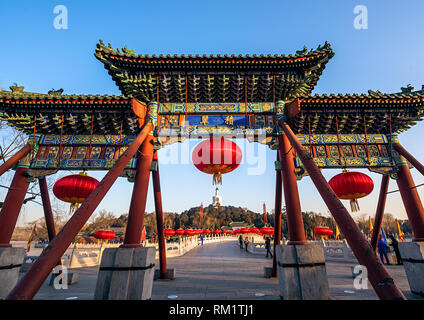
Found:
318,239 -> 358,262
19,234 -> 236,271
244,237 -> 358,262
150,234 -> 236,258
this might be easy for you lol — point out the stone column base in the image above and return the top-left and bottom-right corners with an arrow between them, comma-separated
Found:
154,268 -> 176,280
263,266 -> 273,278
0,247 -> 26,299
275,244 -> 330,300
399,242 -> 424,297
94,247 -> 156,300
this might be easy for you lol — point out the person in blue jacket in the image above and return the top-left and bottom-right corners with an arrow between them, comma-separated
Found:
377,235 -> 391,265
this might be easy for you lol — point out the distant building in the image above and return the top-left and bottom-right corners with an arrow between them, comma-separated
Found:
223,221 -> 254,231
212,187 -> 222,207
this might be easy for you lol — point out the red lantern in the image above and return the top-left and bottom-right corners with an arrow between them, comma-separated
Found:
250,227 -> 260,234
314,227 -> 333,237
192,137 -> 242,184
53,172 -> 99,213
164,229 -> 175,237
239,228 -> 250,234
329,171 -> 374,212
184,229 -> 195,236
203,230 -> 211,234
176,229 -> 185,236
260,227 -> 274,235
94,230 -> 115,241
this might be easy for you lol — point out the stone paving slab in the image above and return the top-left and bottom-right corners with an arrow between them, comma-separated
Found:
23,240 -> 423,300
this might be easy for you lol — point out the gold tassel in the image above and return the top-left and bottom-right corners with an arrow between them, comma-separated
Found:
70,203 -> 80,215
213,172 -> 222,185
350,199 -> 360,212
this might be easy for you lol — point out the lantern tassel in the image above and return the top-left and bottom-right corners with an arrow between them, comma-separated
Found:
213,172 -> 222,185
70,203 -> 80,215
349,199 -> 360,212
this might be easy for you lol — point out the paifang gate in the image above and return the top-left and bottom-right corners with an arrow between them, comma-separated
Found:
1,41 -> 424,300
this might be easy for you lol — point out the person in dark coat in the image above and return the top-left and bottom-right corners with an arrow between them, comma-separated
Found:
239,235 -> 244,249
377,235 -> 391,265
265,236 -> 273,258
244,237 -> 249,252
389,234 -> 403,265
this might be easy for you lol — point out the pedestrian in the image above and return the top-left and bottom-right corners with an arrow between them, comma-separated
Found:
377,235 -> 391,265
200,234 -> 204,246
265,237 -> 272,258
244,237 -> 249,252
239,235 -> 243,249
388,233 -> 403,265
265,236 -> 273,258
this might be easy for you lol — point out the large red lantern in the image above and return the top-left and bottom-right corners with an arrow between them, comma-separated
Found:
192,137 -> 242,184
53,172 -> 99,213
328,171 -> 374,212
94,230 -> 115,242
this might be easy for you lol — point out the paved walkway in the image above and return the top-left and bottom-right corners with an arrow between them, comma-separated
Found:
29,240 -> 422,300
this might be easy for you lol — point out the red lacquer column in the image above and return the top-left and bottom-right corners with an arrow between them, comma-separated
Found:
39,176 -> 62,267
0,143 -> 33,177
152,151 -> 167,279
123,134 -> 154,247
272,152 -> 283,277
6,123 -> 153,300
396,163 -> 424,242
370,175 -> 390,251
278,120 -> 405,300
394,143 -> 424,177
39,176 -> 57,241
392,142 -> 424,241
278,134 -> 308,245
0,167 -> 30,246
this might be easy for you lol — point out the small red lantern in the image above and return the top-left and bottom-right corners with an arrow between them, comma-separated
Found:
192,137 -> 242,185
250,227 -> 260,234
239,228 -> 250,234
164,229 -> 175,237
329,171 -> 374,212
203,230 -> 211,234
260,227 -> 274,235
176,229 -> 185,236
314,227 -> 333,238
53,172 -> 99,213
184,229 -> 195,236
94,230 -> 115,243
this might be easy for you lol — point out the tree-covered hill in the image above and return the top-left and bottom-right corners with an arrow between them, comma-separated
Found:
14,206 -> 412,242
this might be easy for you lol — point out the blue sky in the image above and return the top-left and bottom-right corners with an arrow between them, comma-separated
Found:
1,0 -> 424,225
